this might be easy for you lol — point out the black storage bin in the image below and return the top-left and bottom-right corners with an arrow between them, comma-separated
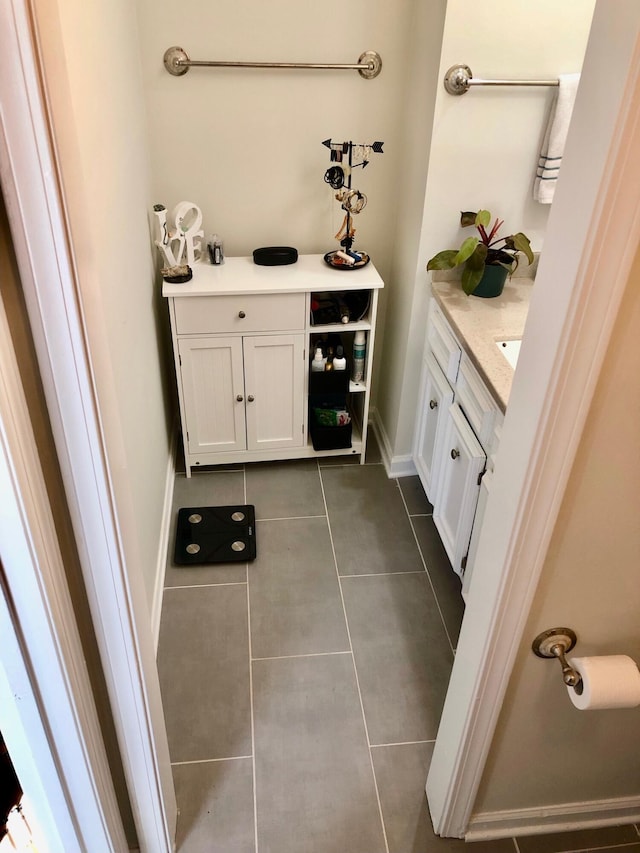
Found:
309,419 -> 352,451
309,367 -> 350,396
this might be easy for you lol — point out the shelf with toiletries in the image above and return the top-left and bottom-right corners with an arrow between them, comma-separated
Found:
309,289 -> 373,331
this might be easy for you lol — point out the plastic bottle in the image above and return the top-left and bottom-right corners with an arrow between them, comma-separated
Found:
333,345 -> 347,371
352,331 -> 366,383
311,347 -> 326,372
324,346 -> 335,371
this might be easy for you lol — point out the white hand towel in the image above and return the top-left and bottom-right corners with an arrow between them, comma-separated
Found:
533,72 -> 580,204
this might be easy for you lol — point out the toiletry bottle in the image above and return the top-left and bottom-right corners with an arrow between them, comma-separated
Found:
333,345 -> 347,371
311,347 -> 326,372
324,345 -> 335,371
352,331 -> 366,383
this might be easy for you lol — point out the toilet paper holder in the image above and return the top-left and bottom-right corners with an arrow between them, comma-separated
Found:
532,627 -> 583,692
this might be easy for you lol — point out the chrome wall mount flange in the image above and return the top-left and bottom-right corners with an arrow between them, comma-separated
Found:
164,46 -> 190,76
358,51 -> 382,80
532,627 -> 582,688
444,63 -> 473,95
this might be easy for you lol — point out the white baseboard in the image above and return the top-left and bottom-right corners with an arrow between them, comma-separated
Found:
151,424 -> 177,652
370,408 -> 418,479
466,796 -> 640,841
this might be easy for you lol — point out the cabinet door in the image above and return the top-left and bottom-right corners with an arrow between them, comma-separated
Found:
414,352 -> 454,503
178,336 -> 246,454
243,334 -> 305,452
433,404 -> 486,578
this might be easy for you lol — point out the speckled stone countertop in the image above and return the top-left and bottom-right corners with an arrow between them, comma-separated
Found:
430,271 -> 534,412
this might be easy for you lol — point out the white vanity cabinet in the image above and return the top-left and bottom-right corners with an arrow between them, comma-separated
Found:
164,255 -> 383,475
414,300 -> 503,581
413,352 -> 454,499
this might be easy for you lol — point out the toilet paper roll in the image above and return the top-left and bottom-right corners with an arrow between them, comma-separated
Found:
568,655 -> 640,710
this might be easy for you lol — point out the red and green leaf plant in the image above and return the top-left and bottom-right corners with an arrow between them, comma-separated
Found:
427,210 -> 534,295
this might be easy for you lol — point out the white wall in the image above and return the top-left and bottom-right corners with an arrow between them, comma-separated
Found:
376,0 -> 595,464
136,0 -> 426,290
32,0 -> 173,613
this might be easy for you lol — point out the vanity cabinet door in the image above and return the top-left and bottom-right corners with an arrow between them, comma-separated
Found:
433,404 -> 486,578
178,336 -> 247,455
414,352 -> 454,503
243,334 -> 305,452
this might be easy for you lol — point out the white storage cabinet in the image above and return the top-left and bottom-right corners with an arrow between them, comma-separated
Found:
413,301 -> 503,583
164,255 -> 383,475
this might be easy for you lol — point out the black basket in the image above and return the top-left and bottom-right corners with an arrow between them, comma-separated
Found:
309,420 -> 352,451
309,367 -> 350,395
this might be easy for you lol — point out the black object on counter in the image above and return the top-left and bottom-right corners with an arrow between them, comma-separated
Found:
252,246 -> 298,266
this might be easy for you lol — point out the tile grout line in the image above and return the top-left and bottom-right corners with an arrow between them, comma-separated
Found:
317,461 -> 391,853
171,755 -> 253,766
252,651 -> 351,662
396,481 -> 456,656
163,581 -> 247,591
340,570 -> 426,578
370,739 -> 435,748
256,514 -> 327,522
244,468 -> 260,853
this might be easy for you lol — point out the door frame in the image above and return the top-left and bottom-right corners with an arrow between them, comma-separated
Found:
0,0 -> 176,848
427,4 -> 640,836
0,292 -> 127,851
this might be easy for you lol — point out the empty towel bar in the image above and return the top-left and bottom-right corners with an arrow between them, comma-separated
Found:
444,63 -> 559,96
163,47 -> 382,79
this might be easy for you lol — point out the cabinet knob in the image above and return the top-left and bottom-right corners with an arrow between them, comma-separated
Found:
238,310 -> 246,319
429,399 -> 438,410
236,394 -> 243,402
450,448 -> 460,460
247,395 -> 255,403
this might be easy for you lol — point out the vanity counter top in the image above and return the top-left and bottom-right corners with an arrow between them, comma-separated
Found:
431,274 -> 533,412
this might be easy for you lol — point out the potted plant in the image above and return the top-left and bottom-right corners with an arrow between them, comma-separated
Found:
427,210 -> 534,297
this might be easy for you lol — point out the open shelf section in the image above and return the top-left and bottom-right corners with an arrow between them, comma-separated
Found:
310,289 -> 373,329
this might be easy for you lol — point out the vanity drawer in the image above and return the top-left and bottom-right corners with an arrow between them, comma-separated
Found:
427,303 -> 461,384
174,292 -> 306,335
455,353 -> 498,449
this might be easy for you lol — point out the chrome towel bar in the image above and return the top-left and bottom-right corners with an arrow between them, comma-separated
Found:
444,63 -> 559,96
163,46 -> 382,79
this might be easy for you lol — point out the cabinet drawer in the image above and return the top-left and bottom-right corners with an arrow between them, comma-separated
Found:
174,293 -> 306,335
455,353 -> 498,449
427,303 -> 461,384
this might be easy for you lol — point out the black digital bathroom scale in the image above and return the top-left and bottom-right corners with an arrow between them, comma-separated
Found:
174,505 -> 256,565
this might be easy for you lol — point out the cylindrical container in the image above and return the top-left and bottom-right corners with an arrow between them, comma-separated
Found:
208,234 -> 224,265
352,331 -> 366,383
333,345 -> 347,371
311,347 -> 326,372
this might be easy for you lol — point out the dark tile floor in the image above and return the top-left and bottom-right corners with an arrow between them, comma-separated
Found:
157,443 -> 639,853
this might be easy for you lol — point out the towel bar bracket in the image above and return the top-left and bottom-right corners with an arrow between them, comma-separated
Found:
163,46 -> 382,79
